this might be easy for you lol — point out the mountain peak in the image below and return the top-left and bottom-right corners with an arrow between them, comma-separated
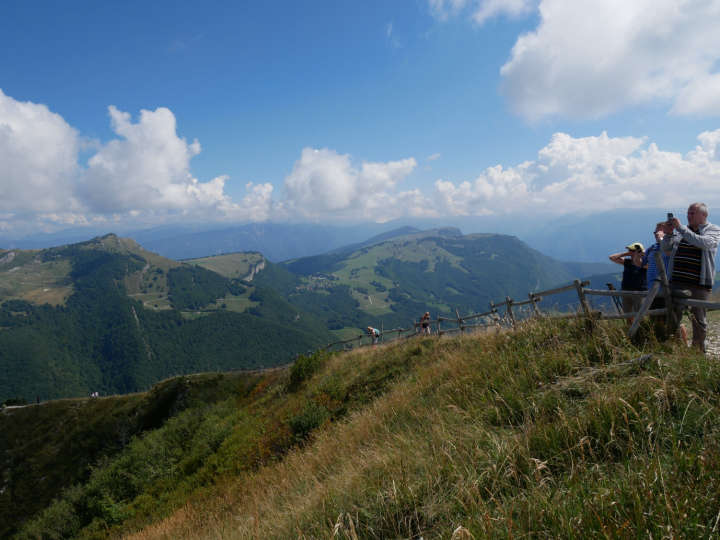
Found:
433,227 -> 462,237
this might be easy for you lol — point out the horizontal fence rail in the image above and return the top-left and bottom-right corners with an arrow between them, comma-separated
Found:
316,251 -> 720,355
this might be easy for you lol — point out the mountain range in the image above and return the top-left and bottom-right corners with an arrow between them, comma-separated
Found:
0,208 -> 686,263
0,235 -> 331,403
0,227 -> 621,404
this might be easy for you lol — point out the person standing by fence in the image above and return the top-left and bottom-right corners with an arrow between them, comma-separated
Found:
644,222 -> 688,343
644,224 -> 670,289
420,312 -> 431,335
609,242 -> 647,315
366,326 -> 380,346
662,203 -> 720,351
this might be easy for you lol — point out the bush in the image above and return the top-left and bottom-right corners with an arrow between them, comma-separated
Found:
288,352 -> 327,392
289,401 -> 329,441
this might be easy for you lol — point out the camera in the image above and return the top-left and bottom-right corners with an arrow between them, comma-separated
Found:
667,212 -> 674,221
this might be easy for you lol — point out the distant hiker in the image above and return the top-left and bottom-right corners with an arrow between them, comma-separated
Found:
366,326 -> 380,346
662,203 -> 720,351
420,312 -> 431,335
609,242 -> 647,315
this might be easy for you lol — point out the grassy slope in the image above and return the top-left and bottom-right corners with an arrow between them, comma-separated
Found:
0,371 -> 268,538
150,321 -> 720,539
16,317 -> 720,539
278,232 -> 582,336
185,252 -> 264,280
0,248 -> 73,306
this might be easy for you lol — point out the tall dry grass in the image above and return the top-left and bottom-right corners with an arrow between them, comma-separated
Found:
124,319 -> 720,539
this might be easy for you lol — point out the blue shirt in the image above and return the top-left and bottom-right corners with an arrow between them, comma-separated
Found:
643,243 -> 670,284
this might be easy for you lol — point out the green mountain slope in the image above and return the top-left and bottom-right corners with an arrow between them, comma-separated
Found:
0,235 -> 331,403
7,318 -> 718,538
254,228 -> 581,331
0,371 -> 268,538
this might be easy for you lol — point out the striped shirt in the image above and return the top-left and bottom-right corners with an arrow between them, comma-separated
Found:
671,239 -> 705,287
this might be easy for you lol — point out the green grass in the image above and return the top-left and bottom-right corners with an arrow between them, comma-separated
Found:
187,252 -> 264,280
0,255 -> 73,306
13,317 -> 720,539
330,239 -> 466,309
1,372 -> 268,538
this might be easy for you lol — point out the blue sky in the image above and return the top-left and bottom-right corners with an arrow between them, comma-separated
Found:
2,0 -> 720,236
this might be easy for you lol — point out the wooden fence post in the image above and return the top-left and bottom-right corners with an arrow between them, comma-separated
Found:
505,296 -> 516,328
574,279 -> 592,318
654,250 -> 674,328
529,293 -> 541,317
628,280 -> 661,337
489,300 -> 500,329
455,309 -> 463,335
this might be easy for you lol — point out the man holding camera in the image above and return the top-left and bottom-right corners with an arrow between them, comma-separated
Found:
662,203 -> 720,351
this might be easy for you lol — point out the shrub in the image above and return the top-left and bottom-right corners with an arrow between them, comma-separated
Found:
289,401 -> 329,441
288,351 -> 327,392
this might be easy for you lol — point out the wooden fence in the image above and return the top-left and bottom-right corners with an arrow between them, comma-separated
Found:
321,251 -> 720,353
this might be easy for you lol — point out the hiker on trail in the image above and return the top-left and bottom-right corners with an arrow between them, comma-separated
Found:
662,202 -> 720,351
420,312 -> 431,336
366,326 -> 380,346
609,242 -> 647,314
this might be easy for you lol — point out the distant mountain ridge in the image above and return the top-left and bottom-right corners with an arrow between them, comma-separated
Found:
252,228 -> 620,333
0,228 -> 621,403
0,234 -> 330,403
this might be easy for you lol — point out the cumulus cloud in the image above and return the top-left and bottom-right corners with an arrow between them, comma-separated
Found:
430,129 -> 720,216
281,147 -> 424,221
0,91 -> 275,234
0,88 -> 81,215
500,0 -> 720,120
3,91 -> 720,235
80,106 -> 211,213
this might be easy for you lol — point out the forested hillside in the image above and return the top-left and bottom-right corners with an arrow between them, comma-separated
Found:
0,235 -> 330,403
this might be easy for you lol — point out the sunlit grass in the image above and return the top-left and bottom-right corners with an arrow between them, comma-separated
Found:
115,318 -> 720,539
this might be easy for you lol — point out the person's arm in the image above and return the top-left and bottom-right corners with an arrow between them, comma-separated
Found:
675,223 -> 720,250
609,252 -> 629,265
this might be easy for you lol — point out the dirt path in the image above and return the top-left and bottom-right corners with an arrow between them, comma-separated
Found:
706,318 -> 720,356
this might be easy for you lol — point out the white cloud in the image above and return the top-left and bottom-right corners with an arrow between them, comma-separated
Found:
0,88 -> 81,215
429,0 -> 469,20
429,0 -> 534,23
472,0 -> 534,24
500,0 -> 720,120
281,148 -> 423,221
427,153 -> 441,161
3,91 -> 720,235
80,106 -> 210,213
0,92 -> 274,234
430,129 -> 720,216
